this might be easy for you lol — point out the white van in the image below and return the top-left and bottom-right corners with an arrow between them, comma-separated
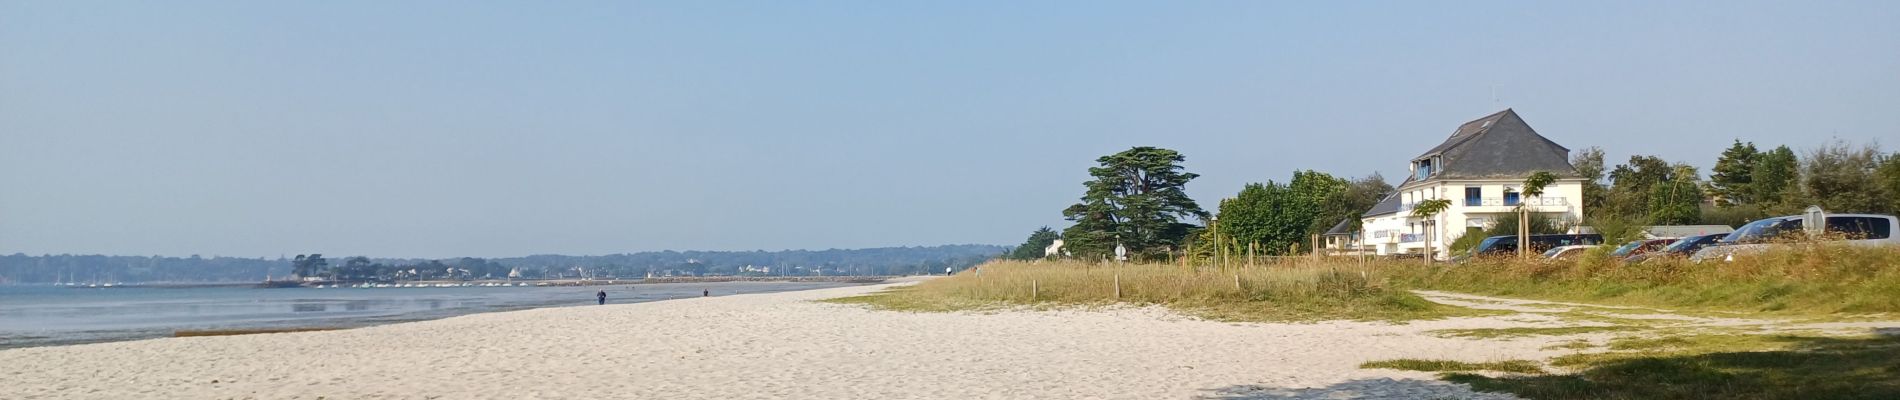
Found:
1690,213 -> 1899,262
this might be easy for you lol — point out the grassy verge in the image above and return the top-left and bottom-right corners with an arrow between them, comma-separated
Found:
1387,243 -> 1900,316
1442,333 -> 1900,399
834,244 -> 1900,322
826,261 -> 1492,322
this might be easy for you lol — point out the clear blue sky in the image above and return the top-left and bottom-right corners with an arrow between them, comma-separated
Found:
3,1 -> 1896,258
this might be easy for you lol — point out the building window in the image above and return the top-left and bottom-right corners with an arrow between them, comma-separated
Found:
1504,189 -> 1521,206
1414,159 -> 1433,180
1464,187 -> 1481,206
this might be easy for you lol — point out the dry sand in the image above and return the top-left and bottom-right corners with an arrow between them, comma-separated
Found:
1,280 -> 1584,399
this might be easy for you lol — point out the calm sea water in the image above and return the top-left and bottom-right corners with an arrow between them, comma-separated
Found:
0,281 -> 861,349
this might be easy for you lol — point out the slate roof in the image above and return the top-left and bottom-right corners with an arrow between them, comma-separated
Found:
1362,191 -> 1403,217
1323,218 -> 1356,236
1409,109 -> 1581,181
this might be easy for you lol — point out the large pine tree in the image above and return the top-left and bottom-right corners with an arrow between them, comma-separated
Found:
1061,147 -> 1207,260
1709,140 -> 1761,206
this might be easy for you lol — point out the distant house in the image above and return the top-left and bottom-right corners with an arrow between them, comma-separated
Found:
1358,109 -> 1588,259
1321,219 -> 1363,254
1043,239 -> 1065,258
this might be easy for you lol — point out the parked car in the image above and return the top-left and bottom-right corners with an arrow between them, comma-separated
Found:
1689,214 -> 1899,262
1626,233 -> 1726,263
1466,234 -> 1605,259
1610,238 -> 1677,259
1543,245 -> 1600,260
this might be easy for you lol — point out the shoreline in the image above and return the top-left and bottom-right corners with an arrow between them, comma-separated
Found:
1,278 -> 1550,399
18,275 -> 901,289
0,280 -> 877,351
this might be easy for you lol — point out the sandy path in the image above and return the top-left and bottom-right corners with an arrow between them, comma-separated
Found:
2,281 -> 1576,399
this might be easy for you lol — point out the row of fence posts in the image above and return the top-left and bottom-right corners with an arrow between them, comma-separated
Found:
1022,235 -> 1381,301
1176,234 -> 1347,271
1033,269 -> 1254,299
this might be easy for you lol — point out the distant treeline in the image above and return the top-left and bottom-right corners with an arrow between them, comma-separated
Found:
0,245 -> 1006,284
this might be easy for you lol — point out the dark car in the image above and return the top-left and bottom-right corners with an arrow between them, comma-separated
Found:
1611,239 -> 1677,259
1626,233 -> 1725,263
1467,234 -> 1605,258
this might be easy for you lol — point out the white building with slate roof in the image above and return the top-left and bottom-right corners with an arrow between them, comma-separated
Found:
1356,109 -> 1587,259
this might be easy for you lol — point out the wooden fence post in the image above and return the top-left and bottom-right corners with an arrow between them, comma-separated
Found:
1312,234 -> 1322,261
1032,279 -> 1038,300
1247,242 -> 1256,269
1114,273 -> 1122,300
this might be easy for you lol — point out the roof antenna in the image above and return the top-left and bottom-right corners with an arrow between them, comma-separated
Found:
1491,84 -> 1500,107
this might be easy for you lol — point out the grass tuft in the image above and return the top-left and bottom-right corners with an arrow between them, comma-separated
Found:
1429,326 -> 1641,339
1361,358 -> 1546,374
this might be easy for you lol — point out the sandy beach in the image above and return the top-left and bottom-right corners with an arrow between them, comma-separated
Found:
0,279 -> 1581,399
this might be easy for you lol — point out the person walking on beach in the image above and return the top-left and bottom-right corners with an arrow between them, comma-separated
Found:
596,289 -> 607,305
702,289 -> 709,297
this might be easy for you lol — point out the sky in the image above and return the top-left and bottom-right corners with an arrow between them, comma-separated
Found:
2,1 -> 1897,258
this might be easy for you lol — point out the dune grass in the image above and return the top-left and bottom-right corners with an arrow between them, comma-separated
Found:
828,261 -> 1491,322
1384,242 -> 1900,316
841,243 -> 1900,322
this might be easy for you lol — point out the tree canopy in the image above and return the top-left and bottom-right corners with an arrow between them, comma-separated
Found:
1209,170 -> 1362,256
1798,141 -> 1891,214
1005,227 -> 1061,260
1709,140 -> 1761,206
1751,145 -> 1800,212
1061,146 -> 1207,260
1572,147 -> 1609,218
1603,155 -> 1707,224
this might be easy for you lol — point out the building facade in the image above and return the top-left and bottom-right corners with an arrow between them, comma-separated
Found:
1356,109 -> 1587,259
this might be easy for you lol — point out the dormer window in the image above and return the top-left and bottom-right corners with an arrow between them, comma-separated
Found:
1414,156 -> 1441,180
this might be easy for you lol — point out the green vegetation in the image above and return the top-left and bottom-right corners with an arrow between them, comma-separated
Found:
1207,171 -> 1393,258
968,131 -> 1900,400
1444,334 -> 1900,399
1004,227 -> 1061,261
1544,339 -> 1596,351
844,242 -> 1900,322
1360,359 -> 1546,374
1060,146 -> 1208,261
1429,326 -> 1640,339
1388,243 -> 1900,315
829,261 -> 1490,322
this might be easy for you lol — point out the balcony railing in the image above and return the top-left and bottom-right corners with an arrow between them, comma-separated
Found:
1471,197 -> 1569,207
1399,233 -> 1424,243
